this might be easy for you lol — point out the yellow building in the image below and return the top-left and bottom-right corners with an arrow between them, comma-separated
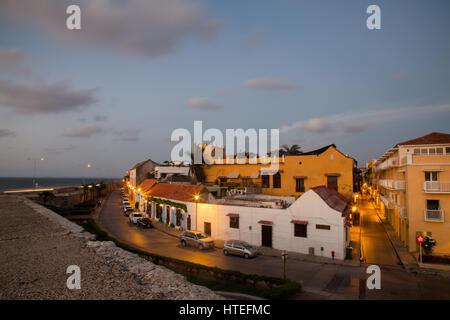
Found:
202,144 -> 356,198
374,132 -> 450,256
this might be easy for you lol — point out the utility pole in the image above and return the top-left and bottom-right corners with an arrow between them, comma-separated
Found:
281,250 -> 288,279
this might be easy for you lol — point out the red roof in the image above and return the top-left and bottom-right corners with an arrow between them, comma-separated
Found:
258,220 -> 273,225
145,183 -> 210,202
226,213 -> 239,217
395,132 -> 450,147
139,179 -> 158,193
310,186 -> 351,216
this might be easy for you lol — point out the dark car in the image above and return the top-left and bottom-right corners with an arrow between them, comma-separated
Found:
137,218 -> 153,229
123,208 -> 133,217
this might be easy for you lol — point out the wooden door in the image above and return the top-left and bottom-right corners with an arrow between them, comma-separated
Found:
261,225 -> 272,247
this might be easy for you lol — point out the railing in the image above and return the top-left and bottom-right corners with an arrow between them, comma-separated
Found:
379,194 -> 395,209
424,181 -> 450,193
424,209 -> 444,222
397,206 -> 407,219
378,179 -> 406,190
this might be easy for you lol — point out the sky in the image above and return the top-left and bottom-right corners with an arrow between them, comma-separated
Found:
0,0 -> 449,178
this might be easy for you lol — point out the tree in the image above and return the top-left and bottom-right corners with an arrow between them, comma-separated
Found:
188,147 -> 206,183
280,144 -> 303,156
423,236 -> 437,253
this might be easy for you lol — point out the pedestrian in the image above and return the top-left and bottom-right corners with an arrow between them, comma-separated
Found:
331,250 -> 335,261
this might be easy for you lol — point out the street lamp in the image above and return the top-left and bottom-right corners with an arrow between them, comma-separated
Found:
30,157 -> 44,189
194,194 -> 199,230
82,163 -> 92,185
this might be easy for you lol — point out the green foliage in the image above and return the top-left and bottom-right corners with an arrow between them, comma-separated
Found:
423,236 -> 437,253
49,201 -> 97,216
147,196 -> 187,211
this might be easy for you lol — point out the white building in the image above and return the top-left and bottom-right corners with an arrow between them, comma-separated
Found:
190,186 -> 351,260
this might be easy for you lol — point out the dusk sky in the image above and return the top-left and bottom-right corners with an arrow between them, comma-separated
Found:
1,0 -> 450,178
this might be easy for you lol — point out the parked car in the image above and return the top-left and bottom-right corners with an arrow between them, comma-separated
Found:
123,205 -> 132,212
180,231 -> 214,250
129,212 -> 143,224
123,208 -> 134,217
223,240 -> 257,259
137,218 -> 153,229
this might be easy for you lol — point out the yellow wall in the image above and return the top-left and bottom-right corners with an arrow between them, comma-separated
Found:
203,146 -> 355,198
405,160 -> 450,255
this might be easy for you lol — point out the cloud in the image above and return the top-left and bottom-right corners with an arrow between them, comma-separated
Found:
0,129 -> 16,138
43,145 -> 77,155
113,128 -> 141,142
304,118 -> 330,133
0,79 -> 98,114
281,104 -> 450,135
62,124 -> 104,138
242,77 -> 295,90
94,115 -> 108,122
187,97 -> 222,110
0,0 -> 221,58
0,49 -> 23,66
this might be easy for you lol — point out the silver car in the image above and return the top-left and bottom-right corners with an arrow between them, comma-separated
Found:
223,240 -> 257,259
180,231 -> 214,250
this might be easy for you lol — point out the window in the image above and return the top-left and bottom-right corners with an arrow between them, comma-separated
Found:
229,216 -> 239,229
242,178 -> 251,187
446,147 -> 450,155
294,224 -> 307,237
296,178 -> 305,192
413,148 -> 420,155
436,148 -> 443,155
426,199 -> 440,210
327,176 -> 338,191
262,175 -> 270,188
420,148 -> 428,155
219,178 -> 228,186
425,171 -> 438,181
273,172 -> 281,188
429,148 -> 436,155
316,224 -> 331,230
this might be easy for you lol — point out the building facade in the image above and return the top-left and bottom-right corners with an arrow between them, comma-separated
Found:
373,132 -> 450,255
202,144 -> 356,198
129,159 -> 160,187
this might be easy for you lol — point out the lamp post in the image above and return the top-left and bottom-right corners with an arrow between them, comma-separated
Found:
31,157 -> 44,189
82,163 -> 92,185
194,194 -> 199,230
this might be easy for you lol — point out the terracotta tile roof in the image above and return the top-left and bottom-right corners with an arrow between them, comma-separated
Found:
299,144 -> 336,155
138,179 -> 158,193
311,186 -> 351,216
395,132 -> 450,147
144,183 -> 210,202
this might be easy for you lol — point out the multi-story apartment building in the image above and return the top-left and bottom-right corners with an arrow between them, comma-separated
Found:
202,144 -> 357,198
373,132 -> 450,255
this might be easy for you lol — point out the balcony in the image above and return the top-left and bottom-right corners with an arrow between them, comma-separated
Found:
378,179 -> 406,191
423,181 -> 450,193
397,206 -> 408,219
424,209 -> 444,222
379,194 -> 395,209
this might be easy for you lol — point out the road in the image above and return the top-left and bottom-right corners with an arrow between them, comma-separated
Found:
98,190 -> 450,299
360,199 -> 402,268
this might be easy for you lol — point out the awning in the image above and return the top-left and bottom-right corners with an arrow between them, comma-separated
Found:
293,176 -> 307,179
325,173 -> 341,177
250,173 -> 260,179
226,213 -> 239,217
227,173 -> 240,179
258,220 -> 273,225
290,220 -> 308,225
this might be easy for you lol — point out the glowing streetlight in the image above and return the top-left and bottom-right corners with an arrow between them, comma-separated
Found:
194,194 -> 200,230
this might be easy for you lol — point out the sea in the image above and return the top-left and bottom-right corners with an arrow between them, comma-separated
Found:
0,177 -> 120,191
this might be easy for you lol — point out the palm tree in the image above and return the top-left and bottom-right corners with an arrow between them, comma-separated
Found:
280,144 -> 303,156
188,152 -> 206,183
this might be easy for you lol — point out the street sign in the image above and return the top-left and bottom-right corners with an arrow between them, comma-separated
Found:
417,235 -> 424,266
417,235 -> 425,243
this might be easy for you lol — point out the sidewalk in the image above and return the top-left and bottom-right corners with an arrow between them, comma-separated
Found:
151,219 -> 360,267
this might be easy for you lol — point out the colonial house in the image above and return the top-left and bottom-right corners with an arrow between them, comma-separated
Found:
129,158 -> 160,188
202,144 -> 357,199
194,186 -> 351,260
373,132 -> 450,256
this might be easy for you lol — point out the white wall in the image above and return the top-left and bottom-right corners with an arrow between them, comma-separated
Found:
189,190 -> 347,259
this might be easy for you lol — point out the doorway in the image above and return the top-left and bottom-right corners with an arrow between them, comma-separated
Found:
204,222 -> 211,236
261,225 -> 272,247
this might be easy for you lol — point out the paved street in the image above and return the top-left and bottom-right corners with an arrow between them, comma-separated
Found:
98,190 -> 450,299
359,199 -> 402,268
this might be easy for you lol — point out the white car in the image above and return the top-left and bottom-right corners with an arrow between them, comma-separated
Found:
129,212 -> 143,224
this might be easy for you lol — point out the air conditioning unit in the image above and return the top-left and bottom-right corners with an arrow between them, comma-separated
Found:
308,247 -> 315,255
